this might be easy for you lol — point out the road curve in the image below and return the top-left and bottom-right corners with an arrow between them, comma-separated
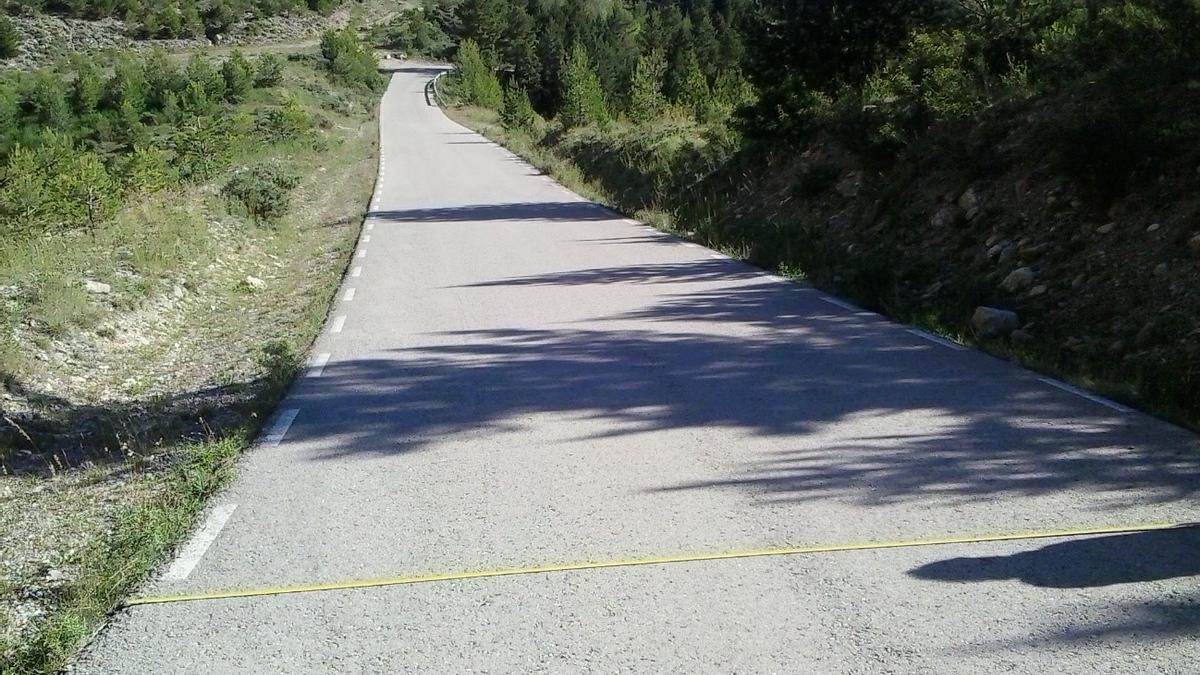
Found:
74,65 -> 1200,673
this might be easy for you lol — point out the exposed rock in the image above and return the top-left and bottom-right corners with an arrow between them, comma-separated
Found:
1028,284 -> 1048,297
1188,233 -> 1200,257
957,187 -> 983,220
1010,329 -> 1034,345
1001,267 -> 1035,292
1097,222 -> 1116,234
835,171 -> 862,197
83,280 -> 111,294
1154,262 -> 1169,277
243,275 -> 266,290
1146,223 -> 1162,233
931,205 -> 965,229
972,307 -> 1020,339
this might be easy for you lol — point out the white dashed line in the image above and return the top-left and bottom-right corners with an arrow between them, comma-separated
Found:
905,328 -> 966,351
366,222 -> 375,231
1037,377 -> 1132,413
709,253 -> 728,260
263,408 -> 299,447
357,250 -> 366,259
343,288 -> 356,302
308,352 -> 331,378
330,315 -> 346,333
351,266 -> 362,277
161,504 -> 238,581
362,235 -> 371,243
818,296 -> 861,312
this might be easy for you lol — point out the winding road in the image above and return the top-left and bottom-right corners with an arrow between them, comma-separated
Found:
75,64 -> 1200,673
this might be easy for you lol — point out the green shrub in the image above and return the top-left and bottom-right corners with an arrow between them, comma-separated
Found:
254,53 -> 284,87
320,28 -> 385,92
254,95 -> 314,144
121,144 -> 177,194
172,116 -> 232,182
221,161 -> 300,224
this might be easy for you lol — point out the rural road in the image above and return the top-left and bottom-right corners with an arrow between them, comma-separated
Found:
74,65 -> 1200,672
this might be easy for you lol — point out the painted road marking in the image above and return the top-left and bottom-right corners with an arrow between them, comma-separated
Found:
308,353 -> 331,378
366,222 -> 375,231
819,296 -> 861,312
1037,377 -> 1132,413
905,328 -> 966,351
330,315 -> 346,333
351,266 -> 362,278
357,250 -> 366,259
160,504 -> 238,581
343,288 -> 356,302
362,235 -> 371,243
127,521 -> 1190,606
263,409 -> 300,447
709,253 -> 727,260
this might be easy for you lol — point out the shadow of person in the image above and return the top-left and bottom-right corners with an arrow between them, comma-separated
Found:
909,525 -> 1200,588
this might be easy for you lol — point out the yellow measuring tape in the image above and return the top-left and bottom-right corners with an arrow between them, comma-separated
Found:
126,521 -> 1192,607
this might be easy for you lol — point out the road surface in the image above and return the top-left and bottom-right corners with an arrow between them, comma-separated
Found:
74,64 -> 1200,673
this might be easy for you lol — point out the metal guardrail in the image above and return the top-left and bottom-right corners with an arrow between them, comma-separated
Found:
425,71 -> 448,108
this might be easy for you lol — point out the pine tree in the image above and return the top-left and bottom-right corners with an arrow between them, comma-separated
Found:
559,42 -> 608,129
454,39 -> 503,108
0,15 -> 21,60
71,58 -> 105,115
501,83 -> 536,131
458,0 -> 508,61
628,49 -> 667,123
676,50 -> 710,118
221,49 -> 253,103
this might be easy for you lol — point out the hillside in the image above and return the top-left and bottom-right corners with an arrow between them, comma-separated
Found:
0,24 -> 385,671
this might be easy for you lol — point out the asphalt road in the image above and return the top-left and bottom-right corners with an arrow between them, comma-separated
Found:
73,65 -> 1200,673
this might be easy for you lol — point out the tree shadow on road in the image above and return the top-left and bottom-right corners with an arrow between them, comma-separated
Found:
910,525 -> 1200,588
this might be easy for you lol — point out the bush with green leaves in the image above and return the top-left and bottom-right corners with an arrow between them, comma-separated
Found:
254,53 -> 285,87
320,28 -> 385,92
254,95 -> 315,144
452,38 -> 502,108
221,161 -> 301,224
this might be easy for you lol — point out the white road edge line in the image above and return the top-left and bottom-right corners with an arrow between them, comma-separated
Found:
819,296 -> 861,312
351,266 -> 362,277
1037,377 -> 1132,413
362,235 -> 371,243
709,253 -> 727,259
357,250 -> 366,259
263,408 -> 299,447
308,353 -> 331,378
161,504 -> 238,581
343,288 -> 356,302
330,315 -> 346,333
905,328 -> 966,351
366,222 -> 375,231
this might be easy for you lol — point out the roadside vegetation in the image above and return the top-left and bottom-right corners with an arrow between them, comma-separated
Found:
0,27 -> 381,672
408,0 -> 1200,424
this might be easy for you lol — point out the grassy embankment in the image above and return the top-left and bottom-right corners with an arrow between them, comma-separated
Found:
0,41 -> 383,672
